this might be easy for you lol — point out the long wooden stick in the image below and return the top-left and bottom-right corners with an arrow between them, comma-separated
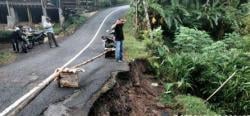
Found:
73,48 -> 113,68
206,71 -> 237,102
0,72 -> 60,116
0,49 -> 113,116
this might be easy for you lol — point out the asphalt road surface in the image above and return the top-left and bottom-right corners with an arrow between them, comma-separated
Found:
0,6 -> 129,116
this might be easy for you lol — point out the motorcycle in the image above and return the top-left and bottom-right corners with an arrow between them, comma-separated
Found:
101,30 -> 116,58
26,30 -> 46,46
20,35 -> 32,53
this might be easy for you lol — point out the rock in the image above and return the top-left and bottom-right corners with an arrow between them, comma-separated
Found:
58,72 -> 80,88
151,83 -> 159,87
156,102 -> 165,108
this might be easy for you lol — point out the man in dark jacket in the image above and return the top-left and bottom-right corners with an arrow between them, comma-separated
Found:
12,25 -> 29,53
11,27 -> 20,52
112,18 -> 126,62
11,26 -> 25,52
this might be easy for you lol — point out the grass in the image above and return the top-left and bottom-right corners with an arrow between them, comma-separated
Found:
123,12 -> 147,61
124,33 -> 147,61
53,23 -> 62,35
0,31 -> 12,43
243,34 -> 250,51
175,95 -> 217,115
0,51 -> 16,65
54,15 -> 86,35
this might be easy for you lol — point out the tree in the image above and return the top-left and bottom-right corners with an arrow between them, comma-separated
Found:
133,0 -> 248,39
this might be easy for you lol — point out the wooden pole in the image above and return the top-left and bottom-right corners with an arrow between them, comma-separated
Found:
0,72 -> 60,116
73,49 -> 113,68
0,49 -> 113,116
205,71 -> 237,102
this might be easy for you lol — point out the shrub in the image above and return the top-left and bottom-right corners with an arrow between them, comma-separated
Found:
149,27 -> 250,114
0,31 -> 12,43
174,95 -> 217,115
0,51 -> 16,64
174,27 -> 213,52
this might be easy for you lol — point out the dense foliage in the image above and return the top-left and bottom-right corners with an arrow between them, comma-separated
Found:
0,31 -> 12,43
129,0 -> 250,114
173,95 -> 217,115
132,0 -> 250,39
144,27 -> 250,114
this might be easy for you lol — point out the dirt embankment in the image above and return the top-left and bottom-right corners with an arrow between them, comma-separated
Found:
89,59 -> 172,116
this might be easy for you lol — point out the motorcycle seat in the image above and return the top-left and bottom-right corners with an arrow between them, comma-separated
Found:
33,31 -> 43,35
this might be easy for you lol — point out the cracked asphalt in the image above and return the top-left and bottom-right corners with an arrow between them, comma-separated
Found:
0,6 -> 129,116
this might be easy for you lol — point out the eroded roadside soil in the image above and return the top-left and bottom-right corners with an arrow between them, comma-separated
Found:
89,59 -> 172,116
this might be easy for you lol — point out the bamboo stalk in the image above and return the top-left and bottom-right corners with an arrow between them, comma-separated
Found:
0,49 -> 113,116
73,49 -> 113,68
0,72 -> 60,116
205,71 -> 237,102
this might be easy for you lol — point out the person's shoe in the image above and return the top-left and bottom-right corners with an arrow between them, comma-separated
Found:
118,60 -> 123,63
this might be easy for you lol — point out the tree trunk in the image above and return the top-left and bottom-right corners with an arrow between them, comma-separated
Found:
27,7 -> 32,26
135,0 -> 139,31
217,22 -> 225,39
143,0 -> 152,33
109,0 -> 112,6
41,0 -> 47,16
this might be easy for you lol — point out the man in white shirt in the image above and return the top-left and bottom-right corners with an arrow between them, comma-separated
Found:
43,17 -> 59,48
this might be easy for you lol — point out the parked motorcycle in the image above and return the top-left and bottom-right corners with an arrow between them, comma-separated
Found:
26,30 -> 46,46
102,30 -> 116,58
20,35 -> 32,53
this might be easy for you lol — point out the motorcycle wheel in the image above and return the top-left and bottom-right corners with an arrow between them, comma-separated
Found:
22,45 -> 28,53
27,44 -> 33,49
38,41 -> 44,44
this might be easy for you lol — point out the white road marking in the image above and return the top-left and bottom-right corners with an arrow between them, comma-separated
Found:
62,6 -> 128,68
0,6 -> 128,116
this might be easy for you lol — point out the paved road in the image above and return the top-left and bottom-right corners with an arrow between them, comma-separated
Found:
0,6 -> 129,116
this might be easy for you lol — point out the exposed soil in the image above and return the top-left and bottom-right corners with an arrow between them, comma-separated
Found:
89,59 -> 172,116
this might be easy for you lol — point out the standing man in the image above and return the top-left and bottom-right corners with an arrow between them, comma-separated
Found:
43,17 -> 59,48
11,26 -> 20,52
112,18 -> 126,62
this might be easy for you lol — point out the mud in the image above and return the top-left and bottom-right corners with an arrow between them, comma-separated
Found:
89,59 -> 172,116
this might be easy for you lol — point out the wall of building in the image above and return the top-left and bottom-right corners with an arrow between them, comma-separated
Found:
0,6 -> 59,24
47,9 -> 59,22
0,6 -> 8,23
30,7 -> 43,23
15,6 -> 28,22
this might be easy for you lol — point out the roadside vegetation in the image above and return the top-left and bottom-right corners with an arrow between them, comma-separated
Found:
0,30 -> 12,43
125,0 -> 250,115
54,12 -> 87,35
0,31 -> 15,65
98,0 -> 130,7
123,14 -> 147,60
0,51 -> 16,65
